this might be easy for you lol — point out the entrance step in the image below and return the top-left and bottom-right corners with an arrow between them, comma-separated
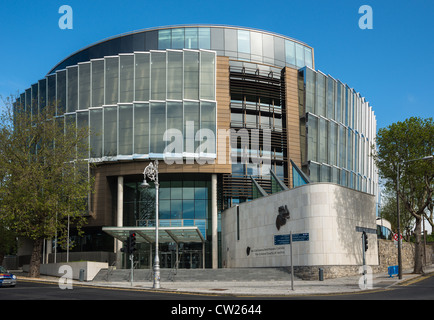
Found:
93,267 -> 299,282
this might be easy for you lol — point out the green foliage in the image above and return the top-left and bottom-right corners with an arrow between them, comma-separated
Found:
374,117 -> 433,220
0,95 -> 93,247
374,116 -> 433,273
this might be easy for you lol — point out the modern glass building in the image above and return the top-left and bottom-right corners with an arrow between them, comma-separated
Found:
15,25 -> 377,269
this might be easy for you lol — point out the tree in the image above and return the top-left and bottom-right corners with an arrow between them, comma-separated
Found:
0,96 -> 93,278
379,188 -> 414,241
373,117 -> 434,274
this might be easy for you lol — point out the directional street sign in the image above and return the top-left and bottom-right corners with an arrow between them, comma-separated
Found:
274,233 -> 309,245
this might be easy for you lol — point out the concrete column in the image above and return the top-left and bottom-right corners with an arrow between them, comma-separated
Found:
116,176 -> 124,267
211,174 -> 218,269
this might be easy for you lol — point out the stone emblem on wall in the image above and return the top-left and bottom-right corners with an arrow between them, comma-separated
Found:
276,205 -> 290,230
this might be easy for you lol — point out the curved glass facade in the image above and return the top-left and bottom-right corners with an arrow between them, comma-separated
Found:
49,26 -> 313,74
17,49 -> 217,162
300,67 -> 378,195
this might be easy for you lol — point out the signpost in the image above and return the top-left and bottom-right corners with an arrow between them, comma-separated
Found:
273,232 -> 309,291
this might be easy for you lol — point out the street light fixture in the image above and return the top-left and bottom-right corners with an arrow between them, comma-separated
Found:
141,160 -> 160,289
396,155 -> 433,279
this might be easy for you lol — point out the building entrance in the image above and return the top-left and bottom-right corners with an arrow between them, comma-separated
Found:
129,242 -> 204,269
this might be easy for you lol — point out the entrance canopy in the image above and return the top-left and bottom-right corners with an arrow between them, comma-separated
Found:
103,226 -> 205,244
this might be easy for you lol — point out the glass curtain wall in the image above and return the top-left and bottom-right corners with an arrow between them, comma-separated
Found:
302,67 -> 377,195
23,49 -> 217,162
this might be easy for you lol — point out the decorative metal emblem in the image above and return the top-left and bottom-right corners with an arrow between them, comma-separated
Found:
276,205 -> 290,230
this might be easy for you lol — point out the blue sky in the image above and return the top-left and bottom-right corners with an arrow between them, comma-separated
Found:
0,0 -> 432,131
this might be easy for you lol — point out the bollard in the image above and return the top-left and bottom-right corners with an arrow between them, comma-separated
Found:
79,269 -> 85,282
319,268 -> 324,281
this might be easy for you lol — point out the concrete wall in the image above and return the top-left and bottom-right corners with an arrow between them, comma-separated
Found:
222,183 -> 378,270
23,261 -> 108,281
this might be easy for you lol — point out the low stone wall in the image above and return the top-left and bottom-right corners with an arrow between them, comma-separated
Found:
290,240 -> 433,280
377,239 -> 433,272
292,265 -> 381,280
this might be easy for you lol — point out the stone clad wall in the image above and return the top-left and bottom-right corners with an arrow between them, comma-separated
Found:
377,239 -> 433,272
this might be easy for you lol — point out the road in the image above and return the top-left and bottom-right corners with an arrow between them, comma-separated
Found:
1,273 -> 433,303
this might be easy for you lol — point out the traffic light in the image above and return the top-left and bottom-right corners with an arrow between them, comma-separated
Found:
363,231 -> 369,251
121,237 -> 130,254
129,231 -> 137,253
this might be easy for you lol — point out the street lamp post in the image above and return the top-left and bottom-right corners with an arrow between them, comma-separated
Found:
396,155 -> 433,279
141,160 -> 160,289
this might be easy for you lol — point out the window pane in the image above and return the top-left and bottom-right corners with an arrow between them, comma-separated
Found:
200,51 -> 215,100
316,73 -> 326,117
285,40 -> 296,66
198,27 -> 211,49
194,200 -> 207,219
305,68 -> 315,114
67,66 -> 78,113
171,200 -> 182,219
151,51 -> 166,100
160,181 -> 171,200
308,115 -> 318,162
326,77 -> 335,119
89,109 -> 102,157
103,106 -> 117,156
184,101 -> 199,153
183,181 -> 195,200
135,53 -> 150,101
237,30 -> 250,54
273,36 -> 285,67
76,111 -> 89,157
167,101 -> 183,134
171,28 -> 184,49
183,200 -> 194,219
159,200 -> 171,219
134,103 -> 149,154
210,28 -> 224,55
295,43 -> 305,67
319,118 -> 328,163
200,101 -> 216,132
195,181 -> 207,199
38,79 -> 46,112
118,104 -> 133,155
158,29 -> 171,50
105,57 -> 119,105
120,55 -> 134,103
150,102 -> 166,153
185,27 -> 198,49
91,60 -> 104,107
184,51 -> 199,100
262,34 -> 274,65
250,31 -> 262,61
167,51 -> 183,100
224,28 -> 237,53
305,47 -> 313,68
78,63 -> 90,110
171,181 -> 182,199
56,70 -> 66,115
47,75 -> 56,112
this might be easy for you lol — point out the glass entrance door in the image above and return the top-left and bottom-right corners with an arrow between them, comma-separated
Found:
179,250 -> 202,269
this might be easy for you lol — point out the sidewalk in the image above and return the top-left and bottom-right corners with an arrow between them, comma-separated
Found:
17,265 -> 434,297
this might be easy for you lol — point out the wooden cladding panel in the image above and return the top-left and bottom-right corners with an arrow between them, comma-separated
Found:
284,67 -> 302,188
